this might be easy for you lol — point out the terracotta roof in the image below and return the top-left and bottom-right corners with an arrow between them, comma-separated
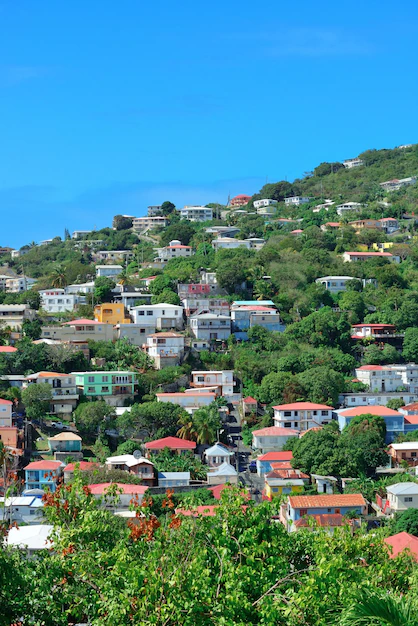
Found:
148,332 -> 183,338
291,229 -> 304,234
88,483 -> 148,495
405,416 -> 418,424
64,461 -> 99,472
356,365 -> 385,371
380,217 -> 398,222
0,346 -> 17,353
270,461 -> 293,470
0,399 -> 12,405
156,392 -> 215,398
402,402 -> 418,411
295,514 -> 347,528
234,305 -> 277,312
48,432 -> 82,441
339,405 -> 402,417
345,251 -> 393,256
258,451 -> 293,462
243,396 -> 257,403
252,426 -> 299,437
266,469 -> 309,480
289,494 -> 366,509
233,194 -> 251,199
176,505 -> 218,517
208,484 -> 228,500
273,402 -> 334,411
28,371 -> 68,378
325,222 -> 341,227
24,460 -> 62,471
352,323 -> 395,328
299,426 -> 323,437
145,436 -> 196,450
384,532 -> 418,559
167,245 -> 192,249
62,318 -> 103,325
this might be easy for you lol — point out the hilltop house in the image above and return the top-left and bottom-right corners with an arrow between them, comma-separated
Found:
206,462 -> 238,485
154,240 -> 194,262
24,460 -> 63,492
94,303 -> 132,325
204,443 -> 234,467
343,158 -> 364,168
231,304 -> 285,338
95,265 -> 123,279
282,494 -> 367,532
0,304 -> 36,330
130,303 -> 184,330
264,468 -> 309,499
190,370 -> 234,397
252,426 -> 299,454
256,451 -> 294,476
73,371 -> 136,406
337,405 -> 404,443
285,196 -> 310,207
336,202 -> 362,216
315,276 -> 364,294
388,442 -> 418,466
41,318 -> 115,345
132,216 -> 168,233
180,206 -> 213,221
105,454 -> 156,486
25,372 -> 79,416
380,177 -> 417,192
189,313 -> 231,341
144,436 -> 196,456
40,289 -> 87,313
48,432 -> 82,455
377,483 -> 418,515
355,364 -> 418,393
273,402 -> 334,431
343,251 -> 400,263
156,391 -> 216,414
145,333 -> 185,369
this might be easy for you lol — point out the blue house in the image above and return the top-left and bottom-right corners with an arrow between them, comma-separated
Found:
24,460 -> 63,493
336,405 -> 405,443
48,432 -> 82,454
285,494 -> 367,532
231,303 -> 285,340
256,451 -> 293,477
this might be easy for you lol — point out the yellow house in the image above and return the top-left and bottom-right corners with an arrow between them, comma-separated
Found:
372,242 -> 394,251
264,468 -> 310,499
94,303 -> 132,325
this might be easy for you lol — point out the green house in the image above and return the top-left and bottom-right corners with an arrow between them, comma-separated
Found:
73,371 -> 136,402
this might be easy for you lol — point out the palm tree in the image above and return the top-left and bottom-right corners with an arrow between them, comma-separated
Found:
49,264 -> 67,288
116,268 -> 132,292
177,413 -> 198,441
340,590 -> 418,626
192,407 -> 220,445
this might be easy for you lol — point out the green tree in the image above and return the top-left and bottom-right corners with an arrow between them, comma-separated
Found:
160,200 -> 176,215
403,327 -> 418,362
160,222 -> 196,246
297,366 -> 345,405
49,264 -> 68,288
21,382 -> 53,421
394,508 -> 418,536
74,401 -> 115,435
22,318 -> 42,340
151,288 -> 181,305
112,214 -> 133,230
94,277 -> 116,304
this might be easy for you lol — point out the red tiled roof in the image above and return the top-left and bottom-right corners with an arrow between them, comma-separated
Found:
384,532 -> 418,559
145,436 -> 196,450
404,416 -> 418,424
402,402 -> 418,411
62,318 -> 103,325
340,405 -> 402,417
24,460 -> 62,471
89,483 -> 148,495
356,365 -> 385,371
258,451 -> 293,462
64,461 -> 99,472
0,346 -> 17,353
270,461 -> 293,470
345,251 -> 393,257
273,402 -> 333,411
235,305 -> 277,312
252,426 -> 299,437
167,245 -> 192,249
352,323 -> 395,328
243,396 -> 257,404
233,195 -> 251,199
208,484 -> 228,500
380,217 -> 398,222
0,399 -> 12,405
176,505 -> 218,517
266,469 -> 309,480
325,222 -> 341,227
295,514 -> 346,528
289,494 -> 366,509
299,426 -> 323,437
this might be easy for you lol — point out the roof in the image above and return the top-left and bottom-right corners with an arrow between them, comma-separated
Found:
88,483 -> 149,495
148,332 -> 182,338
7,525 -> 54,551
233,194 -> 251,199
339,405 -> 402,417
0,346 -> 17,353
266,469 -> 309,480
207,462 -> 237,476
324,222 -> 341,227
345,251 -> 393,257
257,451 -> 293,462
158,471 -> 191,480
380,217 -> 398,222
384,532 -> 418,559
105,454 -> 153,467
272,402 -> 334,411
48,432 -> 82,441
208,483 -> 229,500
405,416 -> 418,424
288,494 -> 366,509
204,443 -> 233,457
387,482 -> 418,496
352,323 -> 395,328
176,505 -> 218,517
243,396 -> 257,403
27,371 -> 69,379
24,460 -> 63,471
252,426 -> 299,437
62,318 -> 102,325
390,442 -> 418,450
294,514 -> 346,528
167,244 -> 192,249
356,365 -> 385,371
0,398 -> 12,405
64,461 -> 99,472
156,392 -> 216,398
145,436 -> 196,450
233,305 -> 277,312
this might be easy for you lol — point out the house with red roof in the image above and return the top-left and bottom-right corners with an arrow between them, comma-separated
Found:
231,303 -> 285,337
351,323 -> 401,341
145,436 -> 196,457
40,317 -> 115,343
256,451 -> 293,476
337,405 -> 404,443
264,468 -> 309,500
0,398 -> 12,428
273,402 -> 334,432
282,493 -> 367,532
25,371 -> 79,416
24,460 -> 63,492
0,346 -> 17,353
252,426 -> 298,454
63,461 -> 99,482
384,532 -> 418,559
154,240 -> 194,262
229,194 -> 251,208
379,217 -> 399,233
89,482 -> 149,509
343,251 -> 400,263
242,396 -> 258,414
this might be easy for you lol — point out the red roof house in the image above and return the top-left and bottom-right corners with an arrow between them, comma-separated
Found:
384,532 -> 418,559
145,436 -> 196,453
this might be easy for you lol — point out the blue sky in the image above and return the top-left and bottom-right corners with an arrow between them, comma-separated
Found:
1,0 -> 418,247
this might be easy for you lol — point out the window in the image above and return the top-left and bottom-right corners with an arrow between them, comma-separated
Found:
101,387 -> 109,392
162,310 -> 165,315
140,329 -> 145,334
147,311 -> 153,316
405,497 -> 413,503
299,509 -> 307,516
102,376 -> 108,382
197,376 -> 205,382
139,310 -> 145,316
321,410 -> 328,416
327,508 -> 332,513
284,422 -> 292,428
87,387 -> 95,393
284,411 -> 291,417
88,376 -> 95,383
412,452 -> 417,458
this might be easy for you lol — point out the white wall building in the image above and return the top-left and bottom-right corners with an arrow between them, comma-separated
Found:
284,196 -> 310,207
156,391 -> 216,414
5,277 -> 36,293
114,323 -> 155,346
212,237 -> 265,251
146,332 -> 185,369
154,240 -> 194,262
380,177 -> 417,192
132,216 -> 168,233
189,313 -> 231,341
191,370 -> 234,397
72,230 -> 92,239
0,304 -> 36,329
252,426 -> 299,454
66,281 -> 95,294
25,372 -> 79,415
336,202 -> 362,215
343,158 -> 364,169
0,399 -> 12,427
130,303 -> 184,330
386,483 -> 418,513
315,276 -> 362,294
273,402 -> 334,431
95,250 -> 134,263
180,206 -> 213,222
254,199 -> 277,209
355,364 -> 418,394
40,289 -> 86,313
95,265 -> 124,278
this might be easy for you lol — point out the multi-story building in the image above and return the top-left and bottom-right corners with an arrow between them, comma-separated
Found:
95,250 -> 134,263
24,460 -> 63,492
212,237 -> 265,251
181,296 -> 229,318
282,494 -> 367,532
180,206 -> 213,222
145,332 -> 185,369
189,313 -> 231,341
0,399 -> 12,427
389,443 -> 418,467
343,157 -> 364,168
130,303 -> 184,330
132,216 -> 168,233
284,196 -> 310,207
252,426 -> 298,454
336,405 -> 404,443
114,323 -> 155,346
351,323 -> 401,342
65,281 -> 95,294
40,289 -> 87,313
95,265 -> 124,279
72,230 -> 92,239
254,199 -> 277,209
355,364 -> 418,393
105,454 -> 156,487
229,195 -> 251,207
315,276 -> 363,293
156,391 -> 216,414
94,303 -> 131,325
25,372 -> 79,415
73,371 -> 136,406
273,402 -> 335,431
343,251 -> 399,263
205,226 -> 240,237
177,282 -> 225,301
190,370 -> 234,397
349,219 -> 383,232
336,202 -> 362,215
0,304 -> 36,329
380,177 -> 417,192
379,217 -> 399,233
147,205 -> 162,216
231,304 -> 285,338
5,277 -> 36,292
154,240 -> 194,262
112,291 -> 152,308
41,319 -> 115,343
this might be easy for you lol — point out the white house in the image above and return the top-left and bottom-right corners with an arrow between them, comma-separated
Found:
252,426 -> 299,454
5,276 -> 36,292
158,472 -> 190,488
315,276 -> 362,294
41,318 -> 115,343
154,240 -> 194,262
380,177 -> 417,192
189,313 -> 231,341
206,462 -> 238,485
72,230 -> 92,239
181,296 -> 230,318
131,303 -> 184,330
132,216 -> 168,233
343,251 -> 399,263
65,281 -> 95,294
25,372 -> 79,415
180,206 -> 213,222
343,158 -> 364,169
386,483 -> 418,513
0,304 -> 36,329
254,199 -> 277,209
146,332 -> 185,369
156,391 -> 216,414
95,265 -> 124,278
211,237 -> 265,251
204,443 -> 234,467
0,399 -> 12,427
96,250 -> 134,263
355,364 -> 418,393
114,323 -> 156,346
6,524 -> 54,555
273,402 -> 334,431
336,202 -> 362,216
191,370 -> 234,397
0,496 -> 44,525
284,196 -> 310,207
40,289 -> 87,313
